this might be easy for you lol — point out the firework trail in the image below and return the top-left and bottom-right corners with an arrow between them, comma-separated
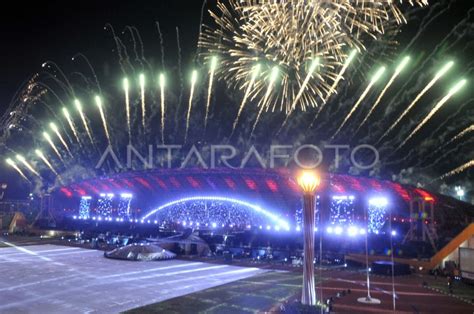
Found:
277,59 -> 321,134
155,22 -> 165,68
438,159 -> 474,180
230,64 -> 261,138
421,140 -> 470,170
331,66 -> 386,141
250,66 -> 279,137
450,124 -> 474,143
126,26 -> 139,64
74,99 -> 94,145
175,27 -> 184,134
95,96 -> 111,145
124,26 -> 143,69
184,70 -> 198,143
16,154 -> 41,178
123,78 -> 131,143
5,158 -> 30,182
104,24 -> 128,74
42,61 -> 75,98
49,122 -> 72,156
43,132 -> 64,162
139,73 -> 146,128
377,60 -> 454,144
72,53 -> 102,95
35,149 -> 60,177
308,50 -> 358,130
62,107 -> 81,145
195,0 -> 208,62
355,56 -> 410,134
419,124 -> 474,167
396,79 -> 467,151
159,73 -> 166,144
204,56 -> 218,130
201,0 -> 426,114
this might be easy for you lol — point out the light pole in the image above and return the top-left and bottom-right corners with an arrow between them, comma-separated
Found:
358,197 -> 384,305
297,171 -> 321,306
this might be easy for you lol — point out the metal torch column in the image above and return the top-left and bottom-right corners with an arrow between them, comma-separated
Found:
302,193 -> 316,305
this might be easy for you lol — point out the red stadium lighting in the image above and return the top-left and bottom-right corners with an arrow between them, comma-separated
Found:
266,179 -> 278,192
244,178 -> 258,190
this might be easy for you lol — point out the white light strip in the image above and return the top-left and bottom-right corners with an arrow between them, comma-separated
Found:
0,241 -> 53,262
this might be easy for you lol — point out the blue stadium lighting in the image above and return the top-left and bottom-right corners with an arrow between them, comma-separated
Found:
369,197 -> 388,207
348,226 -> 358,237
368,196 -> 389,233
120,193 -> 133,199
275,225 -> 281,231
332,195 -> 355,200
141,195 -> 289,229
266,225 -> 271,230
359,228 -> 366,235
327,226 -> 333,234
335,226 -> 343,235
391,230 -> 397,236
296,226 -> 301,232
212,222 -> 217,228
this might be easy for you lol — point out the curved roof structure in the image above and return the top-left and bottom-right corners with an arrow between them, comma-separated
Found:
54,168 -> 444,219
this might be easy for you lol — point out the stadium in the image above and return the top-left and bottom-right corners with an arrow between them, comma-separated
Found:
44,167 -> 474,268
1,0 -> 474,312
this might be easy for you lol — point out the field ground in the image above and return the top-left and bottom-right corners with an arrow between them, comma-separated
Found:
0,242 -> 265,313
1,237 -> 473,313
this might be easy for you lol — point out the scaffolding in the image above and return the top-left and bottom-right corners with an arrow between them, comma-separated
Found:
403,197 -> 438,252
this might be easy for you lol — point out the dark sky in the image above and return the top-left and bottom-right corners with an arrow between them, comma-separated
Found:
0,0 -> 207,198
0,0 -> 206,110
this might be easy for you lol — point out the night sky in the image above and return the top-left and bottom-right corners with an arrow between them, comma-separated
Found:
0,0 -> 473,200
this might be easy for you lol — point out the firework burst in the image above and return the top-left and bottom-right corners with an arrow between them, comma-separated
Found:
199,0 -> 427,118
